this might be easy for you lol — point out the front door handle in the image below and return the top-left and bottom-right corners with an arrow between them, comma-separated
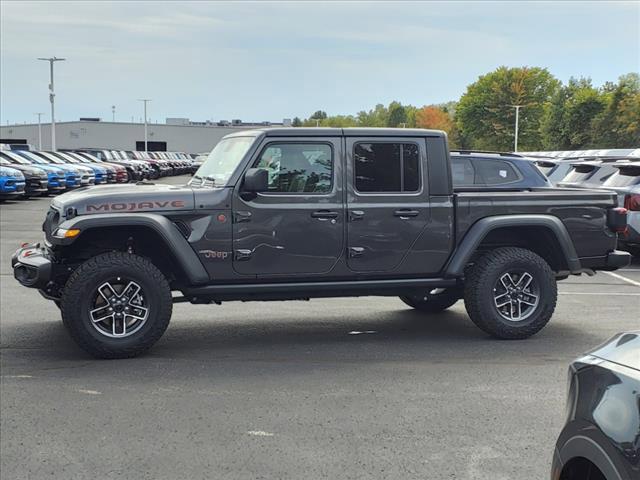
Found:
311,210 -> 339,220
393,209 -> 419,218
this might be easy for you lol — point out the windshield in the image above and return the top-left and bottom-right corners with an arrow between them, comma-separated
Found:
1,152 -> 30,164
192,136 -> 255,186
20,152 -> 48,164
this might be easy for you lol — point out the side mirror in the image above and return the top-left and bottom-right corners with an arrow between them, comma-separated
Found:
243,168 -> 269,193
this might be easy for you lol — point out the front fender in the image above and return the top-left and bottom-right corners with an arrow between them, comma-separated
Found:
52,213 -> 209,285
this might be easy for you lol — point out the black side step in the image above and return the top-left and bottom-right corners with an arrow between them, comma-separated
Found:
179,277 -> 458,303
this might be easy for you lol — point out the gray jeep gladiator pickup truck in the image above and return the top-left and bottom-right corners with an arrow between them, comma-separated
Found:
12,128 -> 631,358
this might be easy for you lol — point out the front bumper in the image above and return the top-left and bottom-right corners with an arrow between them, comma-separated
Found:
25,177 -> 49,194
11,244 -> 53,289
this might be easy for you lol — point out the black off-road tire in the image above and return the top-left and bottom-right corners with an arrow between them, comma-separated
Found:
400,288 -> 462,313
464,247 -> 557,339
60,252 -> 172,359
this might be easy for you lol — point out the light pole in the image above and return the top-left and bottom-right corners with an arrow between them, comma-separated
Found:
37,57 -> 66,151
138,99 -> 151,151
34,112 -> 44,150
112,105 -> 116,122
510,105 -> 524,152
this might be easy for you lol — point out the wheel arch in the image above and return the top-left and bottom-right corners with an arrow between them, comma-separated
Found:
54,213 -> 209,285
557,434 -> 624,480
444,215 -> 581,277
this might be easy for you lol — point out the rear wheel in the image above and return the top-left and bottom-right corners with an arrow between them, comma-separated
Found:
61,252 -> 172,358
464,247 -> 557,339
400,287 -> 461,313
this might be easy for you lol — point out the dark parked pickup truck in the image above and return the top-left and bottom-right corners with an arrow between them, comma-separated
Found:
12,128 -> 631,358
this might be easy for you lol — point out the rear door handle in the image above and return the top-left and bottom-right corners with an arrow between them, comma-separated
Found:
311,210 -> 339,220
349,210 -> 365,222
393,209 -> 419,218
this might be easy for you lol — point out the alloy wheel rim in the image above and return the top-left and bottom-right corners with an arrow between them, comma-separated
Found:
89,278 -> 149,338
492,271 -> 539,322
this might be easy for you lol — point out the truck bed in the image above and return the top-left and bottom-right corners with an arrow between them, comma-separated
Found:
454,187 -> 618,258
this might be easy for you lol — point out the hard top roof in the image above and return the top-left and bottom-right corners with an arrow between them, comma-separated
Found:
224,127 -> 446,139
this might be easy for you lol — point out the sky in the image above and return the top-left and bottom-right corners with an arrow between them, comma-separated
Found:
1,1 -> 639,125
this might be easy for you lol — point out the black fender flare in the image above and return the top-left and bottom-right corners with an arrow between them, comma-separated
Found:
555,429 -> 625,480
52,213 -> 209,285
444,214 -> 581,277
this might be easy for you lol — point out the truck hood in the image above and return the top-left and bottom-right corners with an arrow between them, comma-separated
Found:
51,182 -> 195,216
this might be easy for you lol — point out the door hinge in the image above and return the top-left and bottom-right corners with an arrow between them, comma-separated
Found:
348,246 -> 365,258
234,249 -> 252,261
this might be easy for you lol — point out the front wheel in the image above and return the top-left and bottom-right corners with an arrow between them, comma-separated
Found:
60,252 -> 172,359
400,287 -> 461,313
464,247 -> 557,339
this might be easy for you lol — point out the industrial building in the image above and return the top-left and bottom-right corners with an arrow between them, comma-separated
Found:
0,118 -> 290,153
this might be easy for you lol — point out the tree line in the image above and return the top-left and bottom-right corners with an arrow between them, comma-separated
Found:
292,67 -> 639,151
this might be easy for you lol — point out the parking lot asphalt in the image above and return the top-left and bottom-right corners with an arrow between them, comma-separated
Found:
1,177 -> 639,480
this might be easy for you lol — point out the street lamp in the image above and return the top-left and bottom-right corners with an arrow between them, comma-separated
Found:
138,99 -> 151,151
37,57 -> 65,151
112,105 -> 116,122
509,105 -> 525,152
34,112 -> 44,150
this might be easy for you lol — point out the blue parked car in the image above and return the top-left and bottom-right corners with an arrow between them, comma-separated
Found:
0,151 -> 66,195
16,151 -> 82,189
0,165 -> 26,200
51,151 -> 108,184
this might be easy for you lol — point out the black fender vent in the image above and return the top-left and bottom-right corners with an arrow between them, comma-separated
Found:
173,220 -> 192,239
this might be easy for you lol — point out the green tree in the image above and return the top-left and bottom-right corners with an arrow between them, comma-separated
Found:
457,66 -> 560,151
387,101 -> 407,127
591,73 -> 640,148
292,116 -> 302,127
310,110 -> 327,120
541,78 -> 606,149
356,104 -> 388,127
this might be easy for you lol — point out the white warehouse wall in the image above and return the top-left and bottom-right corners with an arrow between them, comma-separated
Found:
0,121 -> 268,153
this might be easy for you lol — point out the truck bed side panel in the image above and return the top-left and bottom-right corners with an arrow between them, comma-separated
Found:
455,189 -> 618,258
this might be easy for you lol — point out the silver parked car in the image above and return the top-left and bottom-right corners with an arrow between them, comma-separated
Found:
601,162 -> 640,255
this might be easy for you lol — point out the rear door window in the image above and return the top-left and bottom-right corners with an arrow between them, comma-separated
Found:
354,142 -> 420,193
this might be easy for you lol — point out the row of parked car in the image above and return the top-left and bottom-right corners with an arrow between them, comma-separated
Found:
532,155 -> 640,256
449,150 -> 640,256
0,147 -> 198,200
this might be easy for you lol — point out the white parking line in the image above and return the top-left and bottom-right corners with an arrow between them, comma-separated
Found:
602,271 -> 640,288
559,292 -> 640,296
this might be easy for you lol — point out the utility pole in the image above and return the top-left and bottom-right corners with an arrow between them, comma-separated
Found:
138,99 -> 151,151
112,105 -> 116,122
34,112 -> 44,150
510,105 -> 524,152
37,57 -> 66,151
